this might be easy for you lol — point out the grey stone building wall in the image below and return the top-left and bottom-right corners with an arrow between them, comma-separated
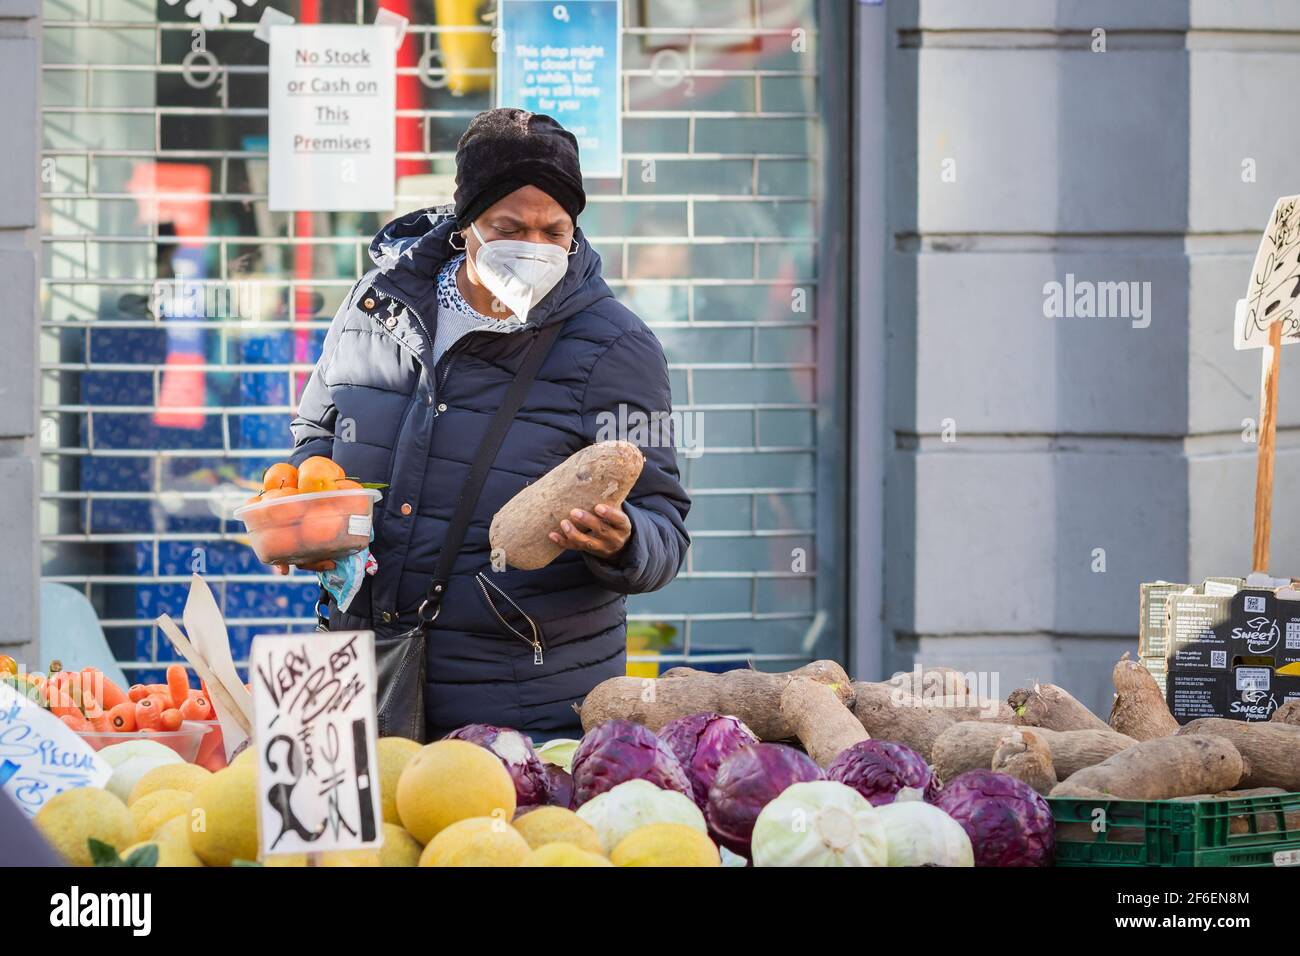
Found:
874,0 -> 1300,713
0,0 -> 39,664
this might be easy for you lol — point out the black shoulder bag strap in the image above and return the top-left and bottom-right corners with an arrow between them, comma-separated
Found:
415,320 -> 563,628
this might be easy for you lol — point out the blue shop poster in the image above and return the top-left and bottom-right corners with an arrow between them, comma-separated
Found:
497,0 -> 622,178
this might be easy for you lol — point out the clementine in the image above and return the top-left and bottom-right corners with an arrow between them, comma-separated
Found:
261,462 -> 298,492
298,456 -> 346,493
255,525 -> 302,564
299,511 -> 347,551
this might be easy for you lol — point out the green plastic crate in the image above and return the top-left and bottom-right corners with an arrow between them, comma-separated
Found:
1048,791 -> 1300,867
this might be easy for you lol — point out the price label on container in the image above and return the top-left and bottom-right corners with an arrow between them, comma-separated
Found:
0,681 -> 112,817
251,630 -> 382,857
268,24 -> 396,211
498,0 -> 623,178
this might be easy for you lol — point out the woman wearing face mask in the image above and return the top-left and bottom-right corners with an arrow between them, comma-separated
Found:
284,109 -> 691,740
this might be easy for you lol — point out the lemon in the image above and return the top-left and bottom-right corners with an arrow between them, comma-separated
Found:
129,788 -> 195,842
418,817 -> 530,867
396,739 -> 516,844
611,823 -> 721,867
512,806 -> 604,856
34,787 -> 135,867
153,814 -> 195,848
376,737 -> 422,826
520,842 -> 613,867
379,823 -> 422,867
188,763 -> 258,866
128,763 -> 211,806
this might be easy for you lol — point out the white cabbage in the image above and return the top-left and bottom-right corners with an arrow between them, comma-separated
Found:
751,781 -> 887,867
576,779 -> 707,853
877,801 -> 974,867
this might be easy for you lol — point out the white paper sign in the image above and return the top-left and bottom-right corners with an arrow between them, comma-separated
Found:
0,682 -> 112,817
268,25 -> 396,211
1234,195 -> 1300,350
251,630 -> 382,856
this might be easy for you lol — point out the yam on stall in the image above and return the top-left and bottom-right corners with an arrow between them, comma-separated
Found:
1049,735 -> 1245,800
930,721 -> 1137,784
991,728 -> 1057,795
779,677 -> 871,767
1008,683 -> 1110,733
1176,718 -> 1300,790
578,660 -> 854,741
1108,654 -> 1178,741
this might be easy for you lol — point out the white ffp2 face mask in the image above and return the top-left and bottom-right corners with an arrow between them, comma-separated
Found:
470,222 -> 572,323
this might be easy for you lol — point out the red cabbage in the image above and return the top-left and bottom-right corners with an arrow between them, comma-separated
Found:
705,743 -> 823,858
570,720 -> 692,806
826,739 -> 938,806
443,723 -> 551,807
930,770 -> 1055,867
544,764 -> 575,810
658,712 -> 759,808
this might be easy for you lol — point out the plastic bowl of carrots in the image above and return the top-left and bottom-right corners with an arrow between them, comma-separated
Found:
233,456 -> 381,566
50,664 -> 221,763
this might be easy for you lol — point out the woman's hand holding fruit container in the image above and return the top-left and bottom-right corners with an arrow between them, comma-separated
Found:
233,456 -> 382,573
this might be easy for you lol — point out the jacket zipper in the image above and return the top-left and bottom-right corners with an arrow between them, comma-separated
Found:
477,573 -> 545,665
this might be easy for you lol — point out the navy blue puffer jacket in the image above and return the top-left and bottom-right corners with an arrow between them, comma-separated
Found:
290,208 -> 690,737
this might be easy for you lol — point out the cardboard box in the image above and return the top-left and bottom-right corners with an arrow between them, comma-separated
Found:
1138,581 -> 1193,658
1165,585 -> 1300,722
1140,656 -> 1167,695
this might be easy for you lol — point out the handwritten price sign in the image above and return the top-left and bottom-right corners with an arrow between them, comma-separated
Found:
0,681 -> 112,816
251,630 -> 382,857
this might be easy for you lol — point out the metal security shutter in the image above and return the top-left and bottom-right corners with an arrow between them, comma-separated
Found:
39,0 -> 848,677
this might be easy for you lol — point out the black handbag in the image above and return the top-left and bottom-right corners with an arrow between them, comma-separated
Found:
317,321 -> 562,742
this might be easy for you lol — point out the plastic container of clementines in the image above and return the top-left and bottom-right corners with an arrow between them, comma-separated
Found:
233,487 -> 382,566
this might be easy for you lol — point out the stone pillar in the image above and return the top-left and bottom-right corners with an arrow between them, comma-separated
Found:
0,0 -> 40,665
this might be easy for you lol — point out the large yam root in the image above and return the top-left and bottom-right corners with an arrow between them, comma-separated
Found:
931,722 -> 1136,784
1271,700 -> 1300,726
991,728 -> 1056,795
1177,718 -> 1300,790
578,660 -> 853,740
780,677 -> 870,767
850,682 -> 956,761
1050,735 -> 1245,799
1108,654 -> 1177,741
490,441 -> 644,570
1008,683 -> 1109,733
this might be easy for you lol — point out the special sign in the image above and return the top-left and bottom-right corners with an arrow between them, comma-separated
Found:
268,24 -> 396,211
251,631 -> 381,856
0,680 -> 112,817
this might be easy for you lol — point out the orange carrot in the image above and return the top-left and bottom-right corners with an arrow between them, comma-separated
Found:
128,683 -> 149,703
165,665 -> 191,709
134,696 -> 163,730
180,694 -> 212,720
159,708 -> 183,731
59,711 -> 90,733
79,687 -> 102,719
47,674 -> 79,717
87,669 -> 128,710
87,712 -> 113,733
107,702 -> 136,732
146,683 -> 171,698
